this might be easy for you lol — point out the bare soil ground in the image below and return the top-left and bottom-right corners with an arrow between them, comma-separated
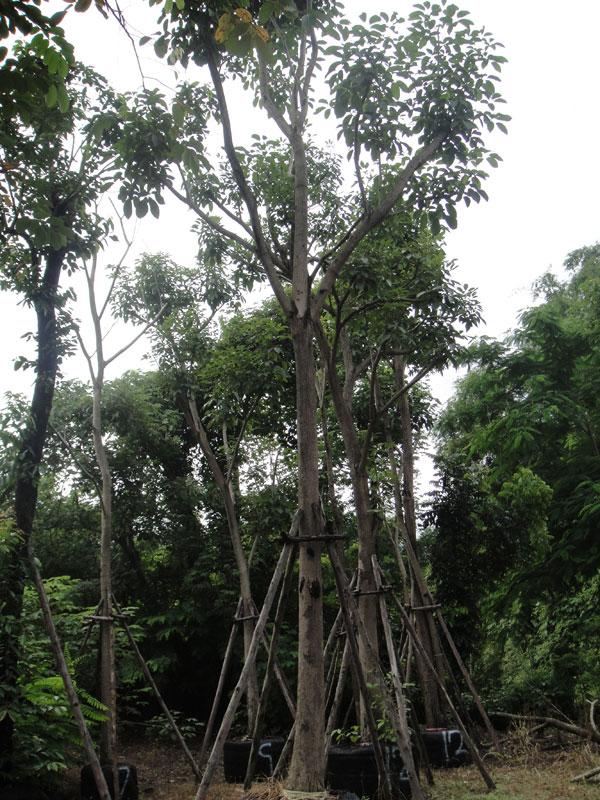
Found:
60,736 -> 600,800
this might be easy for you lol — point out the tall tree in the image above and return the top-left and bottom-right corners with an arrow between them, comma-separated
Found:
0,44 -> 119,777
105,0 -> 507,787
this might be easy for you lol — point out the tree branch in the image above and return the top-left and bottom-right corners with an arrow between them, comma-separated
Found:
104,304 -> 167,367
168,184 -> 256,256
313,133 -> 446,318
207,52 -> 291,315
377,358 -> 441,418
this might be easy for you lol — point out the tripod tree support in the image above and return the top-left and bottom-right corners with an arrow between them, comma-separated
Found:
327,543 -> 393,800
198,598 -> 243,766
393,533 -> 499,750
195,539 -> 295,800
372,557 -> 431,795
387,578 -> 496,792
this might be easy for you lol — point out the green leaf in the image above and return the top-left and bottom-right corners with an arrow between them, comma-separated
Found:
57,85 -> 70,113
45,84 -> 58,108
154,37 -> 168,58
74,0 -> 93,11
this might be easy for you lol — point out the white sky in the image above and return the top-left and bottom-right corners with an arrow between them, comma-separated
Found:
1,0 -> 599,491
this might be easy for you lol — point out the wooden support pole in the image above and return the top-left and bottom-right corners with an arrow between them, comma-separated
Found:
435,610 -> 499,750
194,541 -> 293,800
372,557 -> 425,800
324,637 -> 351,747
28,547 -> 111,800
273,722 -> 295,779
395,533 -> 499,750
389,585 -> 496,792
244,544 -> 297,789
199,598 -> 242,766
327,544 -> 393,800
257,622 -> 296,718
112,596 -> 201,780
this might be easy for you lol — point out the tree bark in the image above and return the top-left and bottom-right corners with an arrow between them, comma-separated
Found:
0,248 -> 65,768
286,314 -> 326,791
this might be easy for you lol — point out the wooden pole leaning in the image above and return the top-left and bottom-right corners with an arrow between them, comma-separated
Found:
244,542 -> 298,789
371,556 -> 427,799
385,577 -> 496,792
112,596 -> 201,780
199,597 -> 243,766
194,539 -> 295,800
28,546 -> 112,800
395,533 -> 499,751
326,543 -> 393,800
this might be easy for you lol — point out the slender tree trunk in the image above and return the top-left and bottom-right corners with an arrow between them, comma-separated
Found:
85,269 -> 119,796
286,315 -> 326,791
394,355 -> 445,726
91,377 -> 118,779
0,248 -> 65,770
314,325 -> 380,736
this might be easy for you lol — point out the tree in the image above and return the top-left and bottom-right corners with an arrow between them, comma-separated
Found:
112,251 -> 297,735
0,46 -> 122,784
96,0 -> 508,788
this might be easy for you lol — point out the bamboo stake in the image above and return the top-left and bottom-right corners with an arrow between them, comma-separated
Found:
372,557 -> 425,800
194,540 -> 293,800
28,546 -> 111,800
244,543 -> 297,788
327,544 -> 393,800
112,596 -> 201,780
388,583 -> 496,791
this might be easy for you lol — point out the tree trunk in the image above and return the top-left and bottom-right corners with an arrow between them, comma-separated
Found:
286,315 -> 326,791
86,267 -> 119,797
394,355 -> 445,726
314,325 -> 380,736
0,248 -> 65,770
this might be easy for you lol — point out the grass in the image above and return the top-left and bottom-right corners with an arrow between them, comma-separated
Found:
428,744 -> 600,800
60,734 -> 600,800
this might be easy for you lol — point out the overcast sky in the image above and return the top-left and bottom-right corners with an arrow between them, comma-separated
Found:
2,0 -> 599,488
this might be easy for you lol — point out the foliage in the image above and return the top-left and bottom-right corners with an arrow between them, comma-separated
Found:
0,571 -> 106,786
426,244 -> 600,714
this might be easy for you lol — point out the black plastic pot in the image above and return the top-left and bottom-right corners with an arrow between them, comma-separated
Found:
223,739 -> 416,799
80,762 -> 138,800
326,743 -> 414,800
421,728 -> 471,767
223,738 -> 286,783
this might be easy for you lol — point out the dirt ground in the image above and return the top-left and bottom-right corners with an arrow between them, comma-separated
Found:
61,737 -> 600,800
